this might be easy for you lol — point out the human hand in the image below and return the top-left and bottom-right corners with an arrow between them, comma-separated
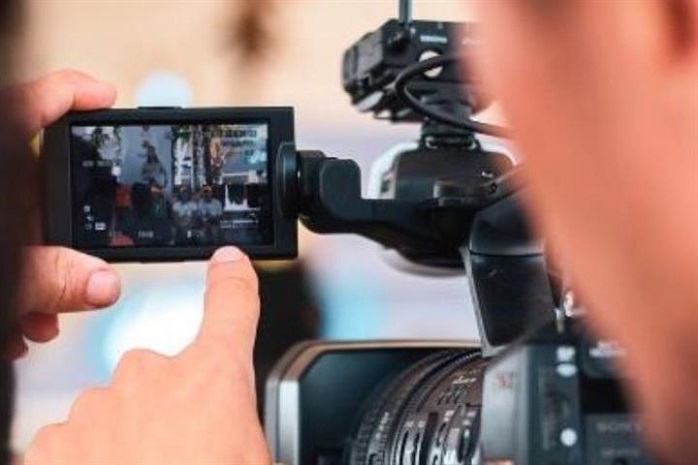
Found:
2,70 -> 120,358
25,247 -> 271,465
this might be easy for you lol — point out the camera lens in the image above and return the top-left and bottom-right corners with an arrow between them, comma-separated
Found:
348,350 -> 486,465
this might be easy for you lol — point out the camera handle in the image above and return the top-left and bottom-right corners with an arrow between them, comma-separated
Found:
277,143 -> 556,355
464,194 -> 557,357
276,143 -> 510,266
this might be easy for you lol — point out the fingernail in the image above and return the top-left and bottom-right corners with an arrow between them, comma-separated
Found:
212,247 -> 245,263
85,270 -> 120,307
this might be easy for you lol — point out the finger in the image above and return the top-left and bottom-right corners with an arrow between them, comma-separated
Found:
25,424 -> 68,465
20,312 -> 59,343
193,247 -> 260,359
111,348 -> 169,389
67,387 -> 110,423
20,246 -> 121,315
14,70 -> 116,136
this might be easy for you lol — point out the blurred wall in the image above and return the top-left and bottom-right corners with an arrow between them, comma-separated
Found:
21,1 -> 473,126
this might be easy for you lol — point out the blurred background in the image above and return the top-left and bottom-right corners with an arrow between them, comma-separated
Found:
12,0 -> 486,451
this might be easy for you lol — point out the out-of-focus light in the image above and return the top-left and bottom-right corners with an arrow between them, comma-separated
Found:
315,268 -> 384,340
135,71 -> 193,107
102,266 -> 205,370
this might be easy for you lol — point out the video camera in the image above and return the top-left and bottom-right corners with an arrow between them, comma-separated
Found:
39,1 -> 656,463
264,2 -> 657,465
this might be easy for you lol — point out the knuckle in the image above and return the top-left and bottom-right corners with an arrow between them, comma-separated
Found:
68,387 -> 109,420
113,348 -> 166,383
32,423 -> 61,444
43,249 -> 73,313
26,424 -> 65,463
119,348 -> 162,368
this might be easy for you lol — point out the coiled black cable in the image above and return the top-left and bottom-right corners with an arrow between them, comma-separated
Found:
394,54 -> 509,138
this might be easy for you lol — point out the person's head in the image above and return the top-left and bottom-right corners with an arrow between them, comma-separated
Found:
202,186 -> 213,201
146,145 -> 158,163
473,1 -> 698,246
473,2 -> 698,462
179,186 -> 191,202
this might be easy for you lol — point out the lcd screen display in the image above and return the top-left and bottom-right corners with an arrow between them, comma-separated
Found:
70,123 -> 273,248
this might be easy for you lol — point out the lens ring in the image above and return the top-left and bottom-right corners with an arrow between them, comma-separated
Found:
349,349 -> 485,465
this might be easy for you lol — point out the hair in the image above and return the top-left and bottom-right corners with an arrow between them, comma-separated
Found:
0,1 -> 28,462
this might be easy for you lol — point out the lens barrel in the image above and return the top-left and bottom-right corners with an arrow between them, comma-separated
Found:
349,350 -> 486,465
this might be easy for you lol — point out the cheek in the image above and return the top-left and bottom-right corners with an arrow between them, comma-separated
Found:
471,3 -> 536,96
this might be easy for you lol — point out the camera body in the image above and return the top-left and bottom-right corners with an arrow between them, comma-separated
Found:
268,135 -> 656,463
266,172 -> 653,463
264,341 -> 482,465
38,2 -> 658,462
266,332 -> 652,464
265,3 -> 657,464
342,18 -> 474,122
482,322 -> 652,465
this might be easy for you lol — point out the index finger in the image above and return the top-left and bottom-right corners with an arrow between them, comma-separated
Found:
193,247 -> 260,360
10,70 -> 117,136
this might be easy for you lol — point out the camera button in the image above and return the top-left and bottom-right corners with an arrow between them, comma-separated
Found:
556,363 -> 578,378
560,428 -> 578,447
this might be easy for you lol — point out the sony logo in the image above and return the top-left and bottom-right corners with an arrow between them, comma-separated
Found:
595,420 -> 642,434
419,34 -> 448,45
590,340 -> 627,359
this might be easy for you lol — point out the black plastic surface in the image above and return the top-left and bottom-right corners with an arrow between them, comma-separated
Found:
296,349 -> 445,465
469,254 -> 555,347
41,107 -> 297,261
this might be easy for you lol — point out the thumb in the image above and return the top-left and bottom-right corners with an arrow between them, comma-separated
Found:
20,246 -> 121,315
13,69 -> 117,137
194,247 -> 260,361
